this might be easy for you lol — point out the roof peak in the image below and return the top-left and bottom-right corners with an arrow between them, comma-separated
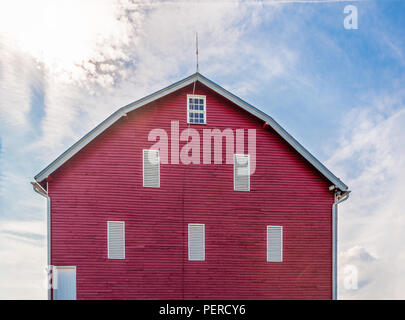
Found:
34,72 -> 348,192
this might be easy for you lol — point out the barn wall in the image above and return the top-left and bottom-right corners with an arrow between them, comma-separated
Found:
49,82 -> 334,299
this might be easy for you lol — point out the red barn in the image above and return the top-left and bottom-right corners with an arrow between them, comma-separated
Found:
32,73 -> 349,300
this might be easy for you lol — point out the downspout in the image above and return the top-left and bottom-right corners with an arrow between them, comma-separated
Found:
31,180 -> 51,300
332,189 -> 350,300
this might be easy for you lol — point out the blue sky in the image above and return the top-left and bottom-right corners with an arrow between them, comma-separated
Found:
1,0 -> 405,299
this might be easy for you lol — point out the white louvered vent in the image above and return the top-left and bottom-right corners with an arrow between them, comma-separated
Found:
267,226 -> 283,262
188,224 -> 205,261
108,221 -> 125,259
143,149 -> 160,188
234,154 -> 250,191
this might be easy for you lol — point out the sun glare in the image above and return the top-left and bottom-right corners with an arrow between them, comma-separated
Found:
0,0 -> 130,81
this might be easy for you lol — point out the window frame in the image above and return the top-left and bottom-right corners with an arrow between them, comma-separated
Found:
187,94 -> 207,125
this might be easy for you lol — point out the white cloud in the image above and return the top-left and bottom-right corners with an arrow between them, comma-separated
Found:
327,92 -> 405,299
0,38 -> 38,127
0,220 -> 47,300
0,0 -> 145,83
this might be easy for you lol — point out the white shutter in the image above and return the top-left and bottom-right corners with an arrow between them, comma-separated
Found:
234,154 -> 250,191
143,149 -> 160,188
108,221 -> 125,259
267,226 -> 283,262
188,224 -> 205,261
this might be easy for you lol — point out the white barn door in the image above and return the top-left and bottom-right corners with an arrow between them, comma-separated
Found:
53,266 -> 76,300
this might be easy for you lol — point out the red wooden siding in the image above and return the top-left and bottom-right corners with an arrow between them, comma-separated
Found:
48,82 -> 334,299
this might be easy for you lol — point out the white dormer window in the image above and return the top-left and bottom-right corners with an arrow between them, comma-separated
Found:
187,94 -> 206,124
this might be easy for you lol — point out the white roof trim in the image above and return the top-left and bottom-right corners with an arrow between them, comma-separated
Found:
34,72 -> 348,192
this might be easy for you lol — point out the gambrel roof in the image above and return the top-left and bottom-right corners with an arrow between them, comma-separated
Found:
34,72 -> 348,192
